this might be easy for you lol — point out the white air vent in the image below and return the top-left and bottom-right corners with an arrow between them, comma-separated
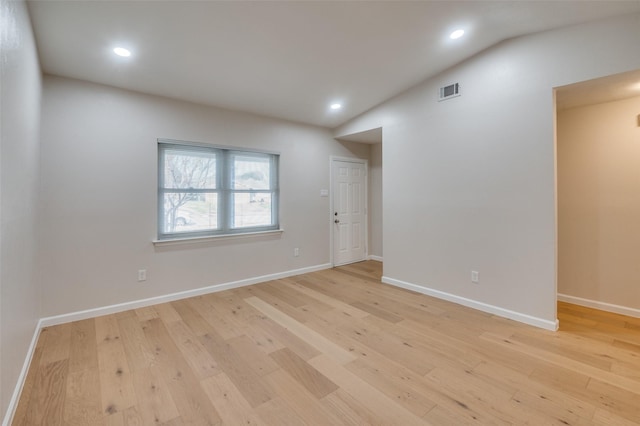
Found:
438,83 -> 460,101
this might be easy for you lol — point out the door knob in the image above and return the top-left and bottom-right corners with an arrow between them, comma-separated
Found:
334,219 -> 340,224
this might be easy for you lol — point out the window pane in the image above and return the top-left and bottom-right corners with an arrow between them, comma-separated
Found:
232,193 -> 272,228
232,155 -> 270,190
163,149 -> 216,189
163,192 -> 218,233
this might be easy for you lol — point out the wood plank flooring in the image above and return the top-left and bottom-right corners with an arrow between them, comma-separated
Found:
12,261 -> 640,425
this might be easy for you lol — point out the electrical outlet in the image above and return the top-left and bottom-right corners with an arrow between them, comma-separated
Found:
294,247 -> 300,257
471,270 -> 479,283
138,269 -> 147,282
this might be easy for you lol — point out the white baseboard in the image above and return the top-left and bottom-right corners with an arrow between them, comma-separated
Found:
40,263 -> 332,327
382,276 -> 559,331
557,293 -> 640,319
2,319 -> 43,426
368,255 -> 383,262
3,262 -> 331,424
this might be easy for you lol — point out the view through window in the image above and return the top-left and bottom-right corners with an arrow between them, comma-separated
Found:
158,141 -> 279,239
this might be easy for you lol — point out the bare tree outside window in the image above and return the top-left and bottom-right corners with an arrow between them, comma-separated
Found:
162,150 -> 217,233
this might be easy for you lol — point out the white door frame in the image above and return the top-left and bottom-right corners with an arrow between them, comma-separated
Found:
329,156 -> 368,267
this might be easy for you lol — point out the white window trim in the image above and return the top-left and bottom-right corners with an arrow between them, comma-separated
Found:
152,228 -> 284,247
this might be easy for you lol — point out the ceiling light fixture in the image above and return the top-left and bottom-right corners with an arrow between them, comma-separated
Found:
113,47 -> 131,57
449,29 -> 465,40
330,103 -> 342,110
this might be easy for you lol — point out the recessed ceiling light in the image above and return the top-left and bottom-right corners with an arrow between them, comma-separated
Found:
113,47 -> 131,57
330,103 -> 342,110
449,29 -> 465,40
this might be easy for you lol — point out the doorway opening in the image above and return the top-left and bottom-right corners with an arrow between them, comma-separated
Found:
332,127 -> 383,268
555,69 -> 640,323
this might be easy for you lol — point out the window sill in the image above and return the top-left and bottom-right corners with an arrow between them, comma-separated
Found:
153,229 -> 284,247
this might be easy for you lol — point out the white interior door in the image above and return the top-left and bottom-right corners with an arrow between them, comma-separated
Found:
332,159 -> 367,266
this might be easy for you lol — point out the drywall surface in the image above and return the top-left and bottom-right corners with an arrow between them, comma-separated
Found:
39,76 -> 369,317
335,13 -> 640,324
369,142 -> 382,258
558,96 -> 640,309
0,0 -> 42,417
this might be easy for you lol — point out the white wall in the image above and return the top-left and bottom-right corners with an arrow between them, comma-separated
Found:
39,76 -> 370,317
558,96 -> 640,310
369,143 -> 382,258
335,13 -> 640,326
0,0 -> 42,417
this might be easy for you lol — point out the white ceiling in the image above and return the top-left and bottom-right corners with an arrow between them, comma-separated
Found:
336,127 -> 382,144
27,1 -> 640,129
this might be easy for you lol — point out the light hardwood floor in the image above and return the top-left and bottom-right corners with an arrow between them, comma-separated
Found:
12,261 -> 640,425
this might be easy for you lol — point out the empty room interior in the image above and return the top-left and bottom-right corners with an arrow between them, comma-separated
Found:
2,0 -> 640,424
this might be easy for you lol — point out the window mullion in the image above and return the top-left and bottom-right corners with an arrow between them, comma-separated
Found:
228,150 -> 236,233
220,151 -> 232,232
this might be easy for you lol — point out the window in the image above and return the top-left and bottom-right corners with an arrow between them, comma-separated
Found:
158,140 -> 279,240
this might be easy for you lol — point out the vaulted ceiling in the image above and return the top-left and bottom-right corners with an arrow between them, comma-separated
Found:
27,1 -> 640,128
